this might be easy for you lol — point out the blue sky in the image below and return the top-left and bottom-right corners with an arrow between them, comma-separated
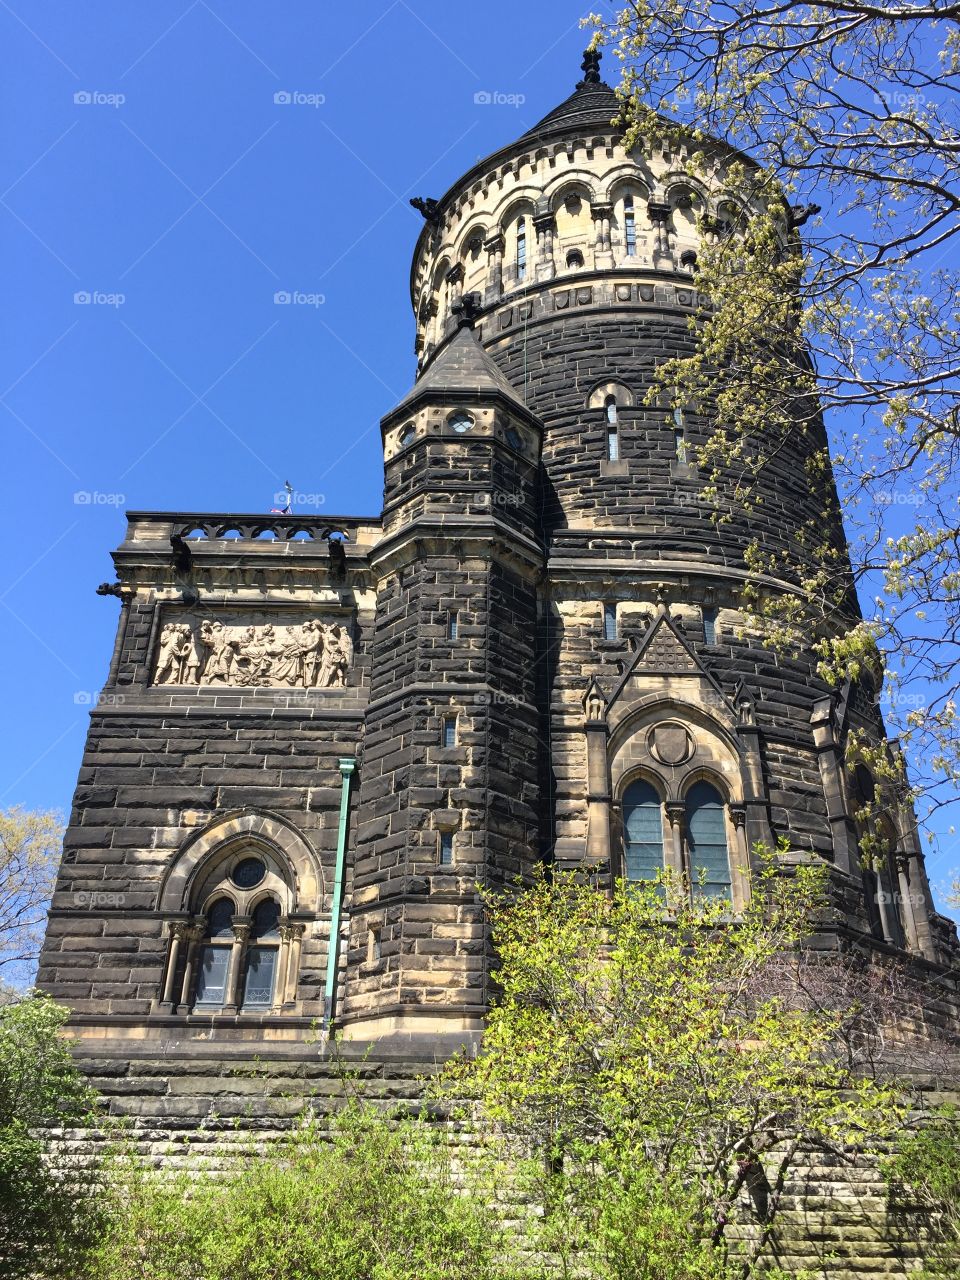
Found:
2,2 -> 957,912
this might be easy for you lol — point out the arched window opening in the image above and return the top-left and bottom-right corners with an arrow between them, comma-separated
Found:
516,216 -> 527,281
566,249 -> 584,269
241,898 -> 281,1009
195,897 -> 234,1007
622,780 -> 664,884
685,781 -> 732,900
624,195 -> 637,256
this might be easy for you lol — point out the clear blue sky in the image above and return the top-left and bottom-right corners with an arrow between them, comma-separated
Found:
2,2 -> 957,912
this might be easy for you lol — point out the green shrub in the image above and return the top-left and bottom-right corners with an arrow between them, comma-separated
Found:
92,1103 -> 527,1280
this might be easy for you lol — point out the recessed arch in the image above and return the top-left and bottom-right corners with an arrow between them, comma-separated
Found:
157,810 -> 324,916
587,380 -> 635,410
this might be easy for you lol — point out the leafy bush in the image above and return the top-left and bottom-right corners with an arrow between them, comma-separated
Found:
0,993 -> 105,1279
92,1103 -> 527,1280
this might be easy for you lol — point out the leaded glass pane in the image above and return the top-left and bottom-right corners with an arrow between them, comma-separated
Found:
195,945 -> 229,1006
686,781 -> 731,899
242,945 -> 277,1008
622,780 -> 663,882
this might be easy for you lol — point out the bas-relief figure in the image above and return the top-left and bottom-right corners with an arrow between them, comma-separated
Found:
153,618 -> 354,689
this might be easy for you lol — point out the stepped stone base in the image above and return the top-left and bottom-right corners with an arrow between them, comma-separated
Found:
59,1038 -> 955,1275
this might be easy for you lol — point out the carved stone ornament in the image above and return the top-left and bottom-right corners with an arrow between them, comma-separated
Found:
152,616 -> 355,689
648,722 -> 693,766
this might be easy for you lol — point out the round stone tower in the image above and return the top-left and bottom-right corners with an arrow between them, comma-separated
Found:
342,46 -> 958,1041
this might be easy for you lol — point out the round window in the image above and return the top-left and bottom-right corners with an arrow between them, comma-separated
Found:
232,857 -> 267,889
398,423 -> 416,448
505,427 -> 523,452
448,411 -> 474,433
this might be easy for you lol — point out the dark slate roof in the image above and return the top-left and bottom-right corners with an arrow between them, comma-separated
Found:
519,78 -> 621,146
391,324 -> 529,417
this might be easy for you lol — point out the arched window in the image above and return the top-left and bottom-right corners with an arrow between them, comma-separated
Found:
241,898 -> 281,1009
195,897 -> 234,1007
623,195 -> 636,256
685,781 -> 731,900
566,249 -> 584,269
516,216 -> 527,281
622,780 -> 664,883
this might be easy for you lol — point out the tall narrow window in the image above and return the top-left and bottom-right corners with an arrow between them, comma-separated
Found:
685,782 -> 731,900
367,927 -> 381,963
702,606 -> 718,645
442,716 -> 457,748
439,831 -> 454,866
447,610 -> 459,640
603,603 -> 617,640
241,898 -> 280,1009
624,195 -> 636,256
194,898 -> 234,1007
622,780 -> 663,883
516,216 -> 527,281
605,396 -> 620,461
673,407 -> 687,461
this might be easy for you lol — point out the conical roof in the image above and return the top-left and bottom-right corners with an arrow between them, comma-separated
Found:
518,51 -> 621,145
388,323 -> 530,420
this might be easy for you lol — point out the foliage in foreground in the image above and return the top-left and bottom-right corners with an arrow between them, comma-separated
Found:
91,1103 -> 526,1280
887,1103 -> 960,1276
445,859 -> 903,1280
0,993 -> 105,1279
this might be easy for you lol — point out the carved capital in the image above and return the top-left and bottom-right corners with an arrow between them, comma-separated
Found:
729,804 -> 747,829
484,231 -> 505,254
647,200 -> 671,223
665,803 -> 686,829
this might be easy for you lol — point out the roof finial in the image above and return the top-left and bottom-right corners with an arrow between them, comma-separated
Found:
579,46 -> 602,87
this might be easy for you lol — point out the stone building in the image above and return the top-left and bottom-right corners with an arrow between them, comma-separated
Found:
39,48 -> 957,1058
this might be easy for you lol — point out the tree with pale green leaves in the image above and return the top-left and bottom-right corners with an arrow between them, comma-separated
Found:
585,4 -> 960,821
446,860 -> 904,1279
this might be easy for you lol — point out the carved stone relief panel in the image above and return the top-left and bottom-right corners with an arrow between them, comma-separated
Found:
152,612 -> 355,689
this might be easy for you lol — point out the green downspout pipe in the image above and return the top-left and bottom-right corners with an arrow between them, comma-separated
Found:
323,756 -> 355,1033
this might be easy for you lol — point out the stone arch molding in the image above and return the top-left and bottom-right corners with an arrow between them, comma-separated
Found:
609,699 -> 746,804
158,811 -> 324,917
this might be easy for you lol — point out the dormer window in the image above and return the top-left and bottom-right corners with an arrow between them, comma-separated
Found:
448,411 -> 474,433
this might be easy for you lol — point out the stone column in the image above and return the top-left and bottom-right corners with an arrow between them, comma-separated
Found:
534,212 -> 556,281
222,917 -> 251,1014
484,231 -> 504,302
729,804 -> 749,912
283,922 -> 305,1007
592,202 -> 613,268
666,803 -> 686,883
647,200 -> 672,263
158,918 -> 190,1013
176,921 -> 204,1013
584,697 -> 611,873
